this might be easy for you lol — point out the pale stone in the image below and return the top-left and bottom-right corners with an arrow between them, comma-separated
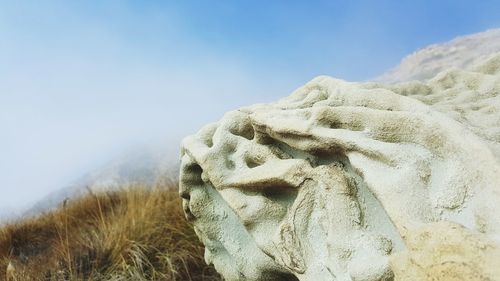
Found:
179,53 -> 500,281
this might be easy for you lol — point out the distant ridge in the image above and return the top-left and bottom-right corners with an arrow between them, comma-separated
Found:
375,28 -> 500,83
25,141 -> 180,217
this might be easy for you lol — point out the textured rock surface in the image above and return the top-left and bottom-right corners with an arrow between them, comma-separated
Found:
179,53 -> 500,281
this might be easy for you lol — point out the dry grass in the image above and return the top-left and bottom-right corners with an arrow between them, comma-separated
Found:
0,182 -> 221,281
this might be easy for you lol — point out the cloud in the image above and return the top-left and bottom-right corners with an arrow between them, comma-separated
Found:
0,2 -> 301,214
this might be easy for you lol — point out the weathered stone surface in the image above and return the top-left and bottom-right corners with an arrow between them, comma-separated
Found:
179,53 -> 500,281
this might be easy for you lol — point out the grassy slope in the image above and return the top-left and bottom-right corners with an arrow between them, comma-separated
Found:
0,182 -> 221,281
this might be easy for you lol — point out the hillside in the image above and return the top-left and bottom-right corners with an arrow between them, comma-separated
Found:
0,182 -> 220,281
26,142 -> 181,218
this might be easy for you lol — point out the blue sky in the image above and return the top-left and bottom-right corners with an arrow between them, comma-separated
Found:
1,0 -> 499,216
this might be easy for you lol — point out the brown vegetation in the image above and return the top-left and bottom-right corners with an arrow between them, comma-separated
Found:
0,182 -> 221,281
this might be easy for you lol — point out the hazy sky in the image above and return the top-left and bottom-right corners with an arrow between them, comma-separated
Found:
1,0 -> 499,216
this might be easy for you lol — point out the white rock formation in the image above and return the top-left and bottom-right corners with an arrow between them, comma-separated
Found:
180,54 -> 500,281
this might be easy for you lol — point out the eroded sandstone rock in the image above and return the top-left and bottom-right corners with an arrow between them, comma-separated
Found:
179,53 -> 500,281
